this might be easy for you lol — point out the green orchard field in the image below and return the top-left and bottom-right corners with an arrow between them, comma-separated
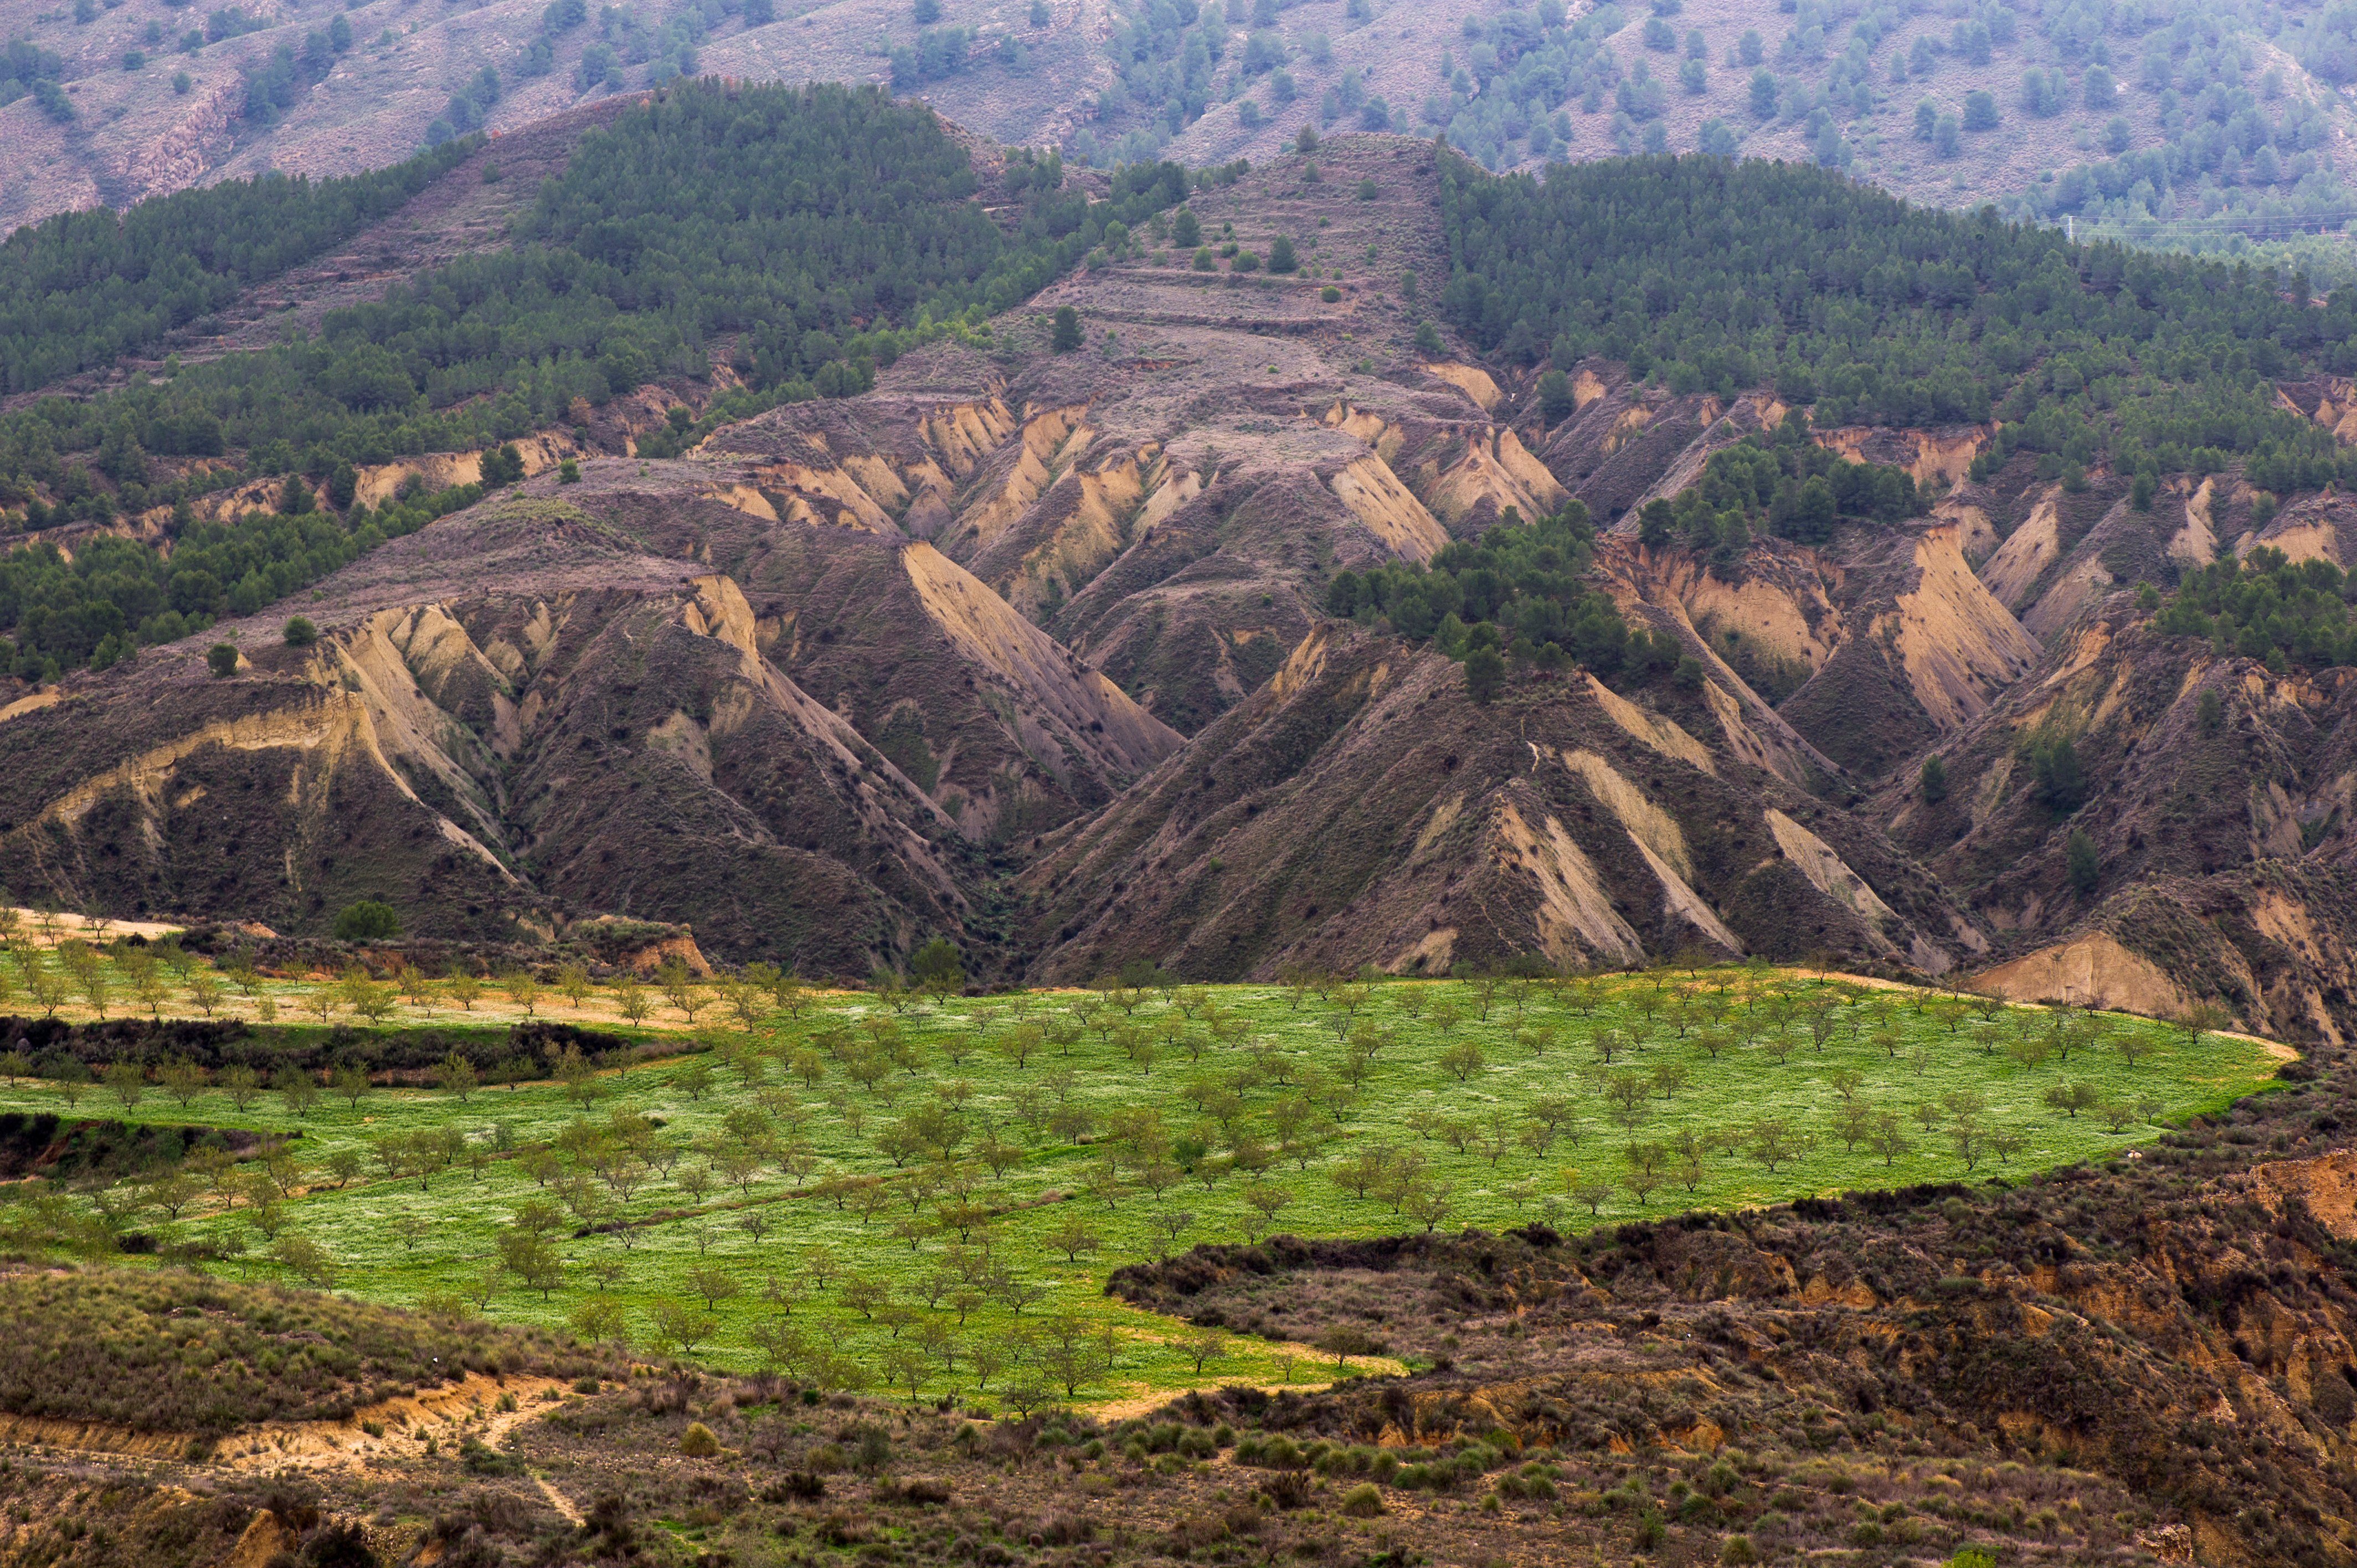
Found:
0,966 -> 2282,1413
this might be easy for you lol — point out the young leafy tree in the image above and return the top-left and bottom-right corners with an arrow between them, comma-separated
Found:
1744,1117 -> 1807,1172
103,1061 -> 145,1110
331,1062 -> 372,1111
1241,1180 -> 1295,1241
434,1050 -> 480,1102
558,962 -> 594,1010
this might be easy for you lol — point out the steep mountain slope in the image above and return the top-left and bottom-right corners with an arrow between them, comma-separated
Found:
1524,373 -> 2040,778
1016,613 -> 1981,983
0,0 -> 1205,235
702,134 -> 1543,736
1877,589 -> 2357,1043
0,465 -> 1177,966
19,101 -> 2357,1025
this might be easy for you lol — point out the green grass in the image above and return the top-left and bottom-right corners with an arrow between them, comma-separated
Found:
0,969 -> 2280,1411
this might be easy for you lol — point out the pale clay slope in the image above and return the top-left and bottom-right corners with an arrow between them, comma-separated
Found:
7,85 -> 2311,1009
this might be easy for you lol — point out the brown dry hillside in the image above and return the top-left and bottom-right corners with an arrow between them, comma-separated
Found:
1013,613 -> 1981,983
0,470 -> 1175,969
702,135 -> 1497,736
17,111 -> 2357,1036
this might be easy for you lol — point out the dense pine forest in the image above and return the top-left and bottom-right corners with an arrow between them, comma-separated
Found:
0,141 -> 478,396
1440,152 -> 2357,492
0,82 -> 1188,525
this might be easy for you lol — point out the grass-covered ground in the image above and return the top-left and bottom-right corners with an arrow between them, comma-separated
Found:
0,966 -> 2280,1414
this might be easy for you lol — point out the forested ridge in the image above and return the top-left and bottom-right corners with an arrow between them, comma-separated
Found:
0,477 -> 484,680
0,141 -> 477,396
0,81 -> 1188,527
1440,153 -> 2357,495
0,81 -> 1195,679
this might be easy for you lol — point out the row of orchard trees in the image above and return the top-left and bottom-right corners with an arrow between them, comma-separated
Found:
0,951 -> 2232,1408
0,919 -> 813,1033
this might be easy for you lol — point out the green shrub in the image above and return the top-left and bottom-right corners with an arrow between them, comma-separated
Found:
205,643 -> 239,678
333,901 -> 402,941
281,616 -> 317,646
0,1269 -> 607,1437
1340,1482 -> 1384,1517
681,1421 -> 721,1456
2066,828 -> 2100,895
460,1435 -> 522,1474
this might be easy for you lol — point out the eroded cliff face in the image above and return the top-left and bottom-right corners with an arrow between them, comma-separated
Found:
702,360 -> 1579,740
0,473 -> 1184,968
1015,619 -> 1980,984
29,113 -> 2357,1009
1872,594 -> 2357,1043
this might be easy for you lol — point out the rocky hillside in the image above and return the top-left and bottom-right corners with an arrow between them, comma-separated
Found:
11,0 -> 2355,287
12,105 -> 2357,1044
0,472 -> 1175,970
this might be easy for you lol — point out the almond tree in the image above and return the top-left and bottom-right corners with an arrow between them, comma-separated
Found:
209,1062 -> 260,1113
271,1235 -> 336,1289
1744,1117 -> 1807,1172
331,1062 -> 371,1111
1670,1127 -> 1708,1192
2176,1000 -> 2227,1046
1866,1114 -> 1913,1168
1402,1183 -> 1455,1234
1180,1327 -> 1228,1376
103,1061 -> 143,1110
503,968 -> 543,1017
1242,1180 -> 1294,1241
158,1057 -> 207,1107
434,1050 -> 478,1102
1833,1098 -> 1876,1152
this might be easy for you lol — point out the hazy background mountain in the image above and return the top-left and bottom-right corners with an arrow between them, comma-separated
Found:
10,0 -> 2357,283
